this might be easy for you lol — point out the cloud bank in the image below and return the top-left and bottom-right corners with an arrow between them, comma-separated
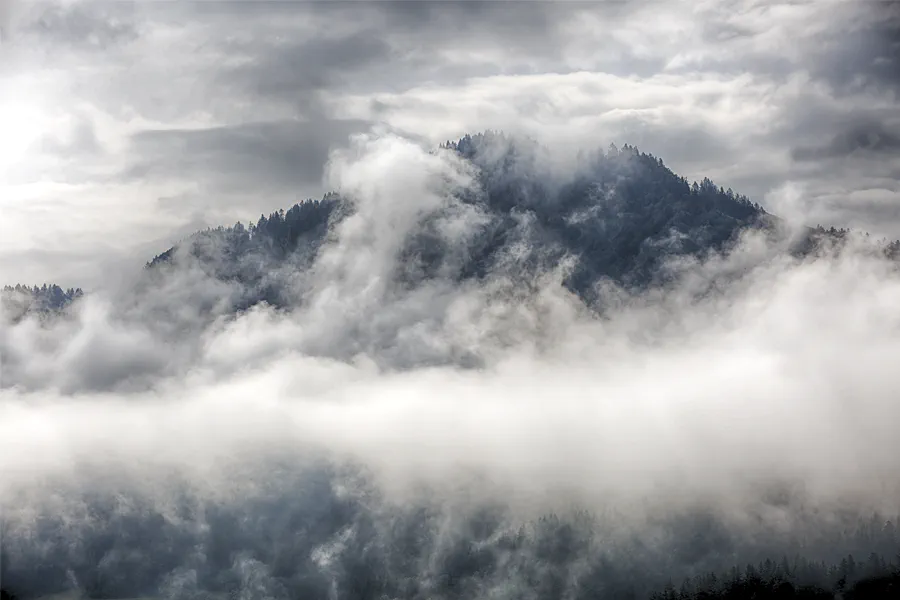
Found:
3,135 -> 900,599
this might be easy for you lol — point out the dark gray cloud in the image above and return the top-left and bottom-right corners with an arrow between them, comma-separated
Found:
217,28 -> 394,116
18,0 -> 138,50
124,118 -> 372,196
806,1 -> 900,94
313,0 -> 570,52
792,120 -> 900,161
208,1 -> 593,111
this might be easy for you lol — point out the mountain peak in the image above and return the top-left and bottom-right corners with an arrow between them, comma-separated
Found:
6,137 -> 894,320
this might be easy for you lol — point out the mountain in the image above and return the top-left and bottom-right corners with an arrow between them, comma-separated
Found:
0,284 -> 83,322
138,134 -> 795,310
6,132 -> 897,320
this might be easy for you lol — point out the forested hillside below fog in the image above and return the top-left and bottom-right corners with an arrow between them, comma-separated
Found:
1,487 -> 899,600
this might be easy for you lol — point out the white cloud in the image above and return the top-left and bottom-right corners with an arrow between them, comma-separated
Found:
4,135 -> 900,517
3,110 -> 900,597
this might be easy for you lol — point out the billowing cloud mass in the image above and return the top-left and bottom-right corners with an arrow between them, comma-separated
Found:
3,129 -> 900,598
2,2 -> 900,600
0,0 -> 898,287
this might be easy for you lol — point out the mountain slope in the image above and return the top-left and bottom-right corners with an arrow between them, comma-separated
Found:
0,284 -> 83,322
142,134 -> 781,310
8,132 -> 896,320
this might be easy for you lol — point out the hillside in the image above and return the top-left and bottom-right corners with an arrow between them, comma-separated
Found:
8,133 -> 894,321
140,134 -> 785,310
0,284 -> 83,322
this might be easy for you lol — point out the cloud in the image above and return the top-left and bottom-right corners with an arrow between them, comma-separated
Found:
805,0 -> 900,95
218,28 -> 394,105
3,0 -> 900,288
0,0 -> 11,43
792,120 -> 900,161
3,131 -> 900,501
6,4 -> 900,597
123,118 -> 373,198
19,0 -> 138,51
4,129 -> 900,599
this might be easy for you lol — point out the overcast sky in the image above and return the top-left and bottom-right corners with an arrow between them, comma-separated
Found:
1,0 -> 898,288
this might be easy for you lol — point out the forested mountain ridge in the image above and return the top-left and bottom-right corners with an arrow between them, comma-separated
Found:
0,284 -> 83,322
137,132 -> 894,314
6,132 -> 899,319
143,193 -> 340,310
149,134 -> 772,291
651,551 -> 900,599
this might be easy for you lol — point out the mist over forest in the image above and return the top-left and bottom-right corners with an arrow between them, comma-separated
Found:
3,130 -> 900,600
2,1 -> 900,599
